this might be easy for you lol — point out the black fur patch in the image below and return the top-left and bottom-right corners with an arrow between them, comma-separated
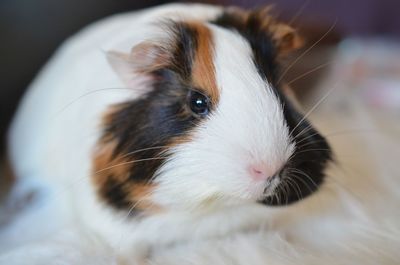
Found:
100,176 -> 132,210
212,11 -> 332,205
104,75 -> 197,184
96,22 -> 213,210
168,21 -> 198,80
264,94 -> 333,205
212,11 -> 279,84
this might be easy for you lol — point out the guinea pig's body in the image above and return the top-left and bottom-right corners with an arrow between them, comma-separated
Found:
1,3 -> 399,265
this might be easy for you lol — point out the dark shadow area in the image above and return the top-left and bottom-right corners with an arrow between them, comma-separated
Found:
0,0 -> 167,151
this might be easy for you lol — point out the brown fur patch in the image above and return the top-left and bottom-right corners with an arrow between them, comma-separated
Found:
188,22 -> 219,104
92,21 -> 221,213
269,23 -> 304,55
222,6 -> 303,56
93,141 -> 129,183
92,137 -> 160,213
126,182 -> 158,211
253,8 -> 304,55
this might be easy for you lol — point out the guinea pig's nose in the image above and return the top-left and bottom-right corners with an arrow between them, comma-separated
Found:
248,164 -> 274,181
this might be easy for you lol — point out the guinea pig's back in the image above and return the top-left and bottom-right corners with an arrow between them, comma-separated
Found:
3,3 -> 222,250
7,3 -> 222,185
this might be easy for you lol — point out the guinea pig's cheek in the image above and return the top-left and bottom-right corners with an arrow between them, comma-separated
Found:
91,140 -> 163,214
150,166 -> 220,210
148,141 -> 253,209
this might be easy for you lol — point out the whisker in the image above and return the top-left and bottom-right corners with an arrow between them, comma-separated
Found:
295,128 -> 347,146
293,123 -> 314,141
277,18 -> 338,84
53,87 -> 130,118
287,0 -> 310,26
294,148 -> 332,154
295,139 -> 330,150
275,190 -> 281,205
292,148 -> 368,159
289,168 -> 319,189
287,61 -> 334,86
94,157 -> 168,175
290,173 -> 315,194
295,128 -> 391,147
289,81 -> 340,139
286,177 -> 303,200
120,146 -> 172,159
124,201 -> 140,220
282,180 -> 290,205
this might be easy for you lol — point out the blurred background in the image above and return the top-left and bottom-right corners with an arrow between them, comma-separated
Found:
1,0 -> 400,256
1,0 -> 400,153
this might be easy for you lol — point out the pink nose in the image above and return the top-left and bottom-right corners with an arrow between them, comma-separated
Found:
248,164 -> 274,181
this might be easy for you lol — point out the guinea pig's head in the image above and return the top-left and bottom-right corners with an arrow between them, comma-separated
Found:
92,7 -> 332,214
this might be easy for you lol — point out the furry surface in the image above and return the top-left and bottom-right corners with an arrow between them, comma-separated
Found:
0,3 -> 399,265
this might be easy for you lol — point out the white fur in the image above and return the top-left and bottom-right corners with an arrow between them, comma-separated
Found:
153,24 -> 294,209
1,3 -> 399,265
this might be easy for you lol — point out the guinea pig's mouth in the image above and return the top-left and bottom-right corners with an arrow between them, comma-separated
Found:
257,172 -> 296,206
259,172 -> 291,206
259,163 -> 324,206
261,174 -> 282,197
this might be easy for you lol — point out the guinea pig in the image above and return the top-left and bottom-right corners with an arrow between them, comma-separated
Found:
4,2 -> 333,262
93,7 -> 332,212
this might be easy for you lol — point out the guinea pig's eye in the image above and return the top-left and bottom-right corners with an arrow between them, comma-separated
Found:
187,90 -> 210,117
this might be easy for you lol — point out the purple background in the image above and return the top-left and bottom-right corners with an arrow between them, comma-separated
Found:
1,0 -> 400,149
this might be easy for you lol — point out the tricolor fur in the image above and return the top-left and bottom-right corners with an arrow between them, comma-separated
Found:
95,8 -> 331,214
6,3 -> 395,265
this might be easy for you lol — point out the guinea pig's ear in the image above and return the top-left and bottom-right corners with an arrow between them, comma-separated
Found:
251,6 -> 304,56
106,41 -> 170,88
269,23 -> 304,56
